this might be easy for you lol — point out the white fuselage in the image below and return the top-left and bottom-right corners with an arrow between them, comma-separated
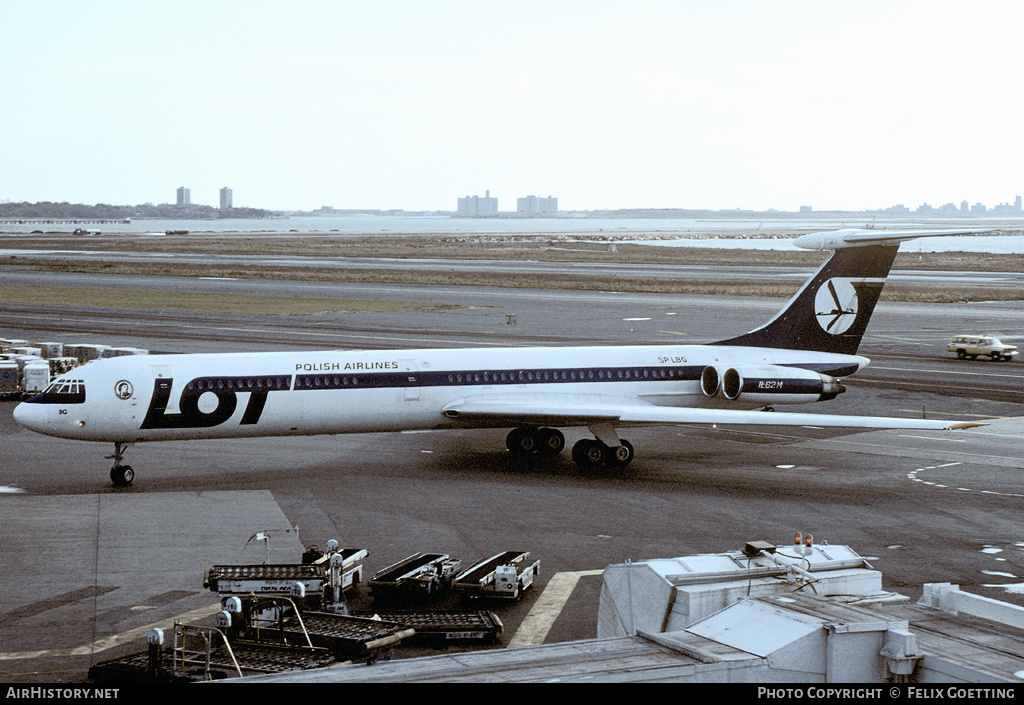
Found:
13,344 -> 866,443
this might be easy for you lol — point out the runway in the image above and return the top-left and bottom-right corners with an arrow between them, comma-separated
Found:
1,260 -> 1023,683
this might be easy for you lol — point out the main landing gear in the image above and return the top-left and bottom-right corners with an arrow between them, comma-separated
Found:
506,427 -> 565,456
505,426 -> 634,470
106,442 -> 135,486
571,438 -> 634,470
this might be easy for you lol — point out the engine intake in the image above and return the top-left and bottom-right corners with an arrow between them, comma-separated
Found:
702,364 -> 844,404
700,365 -> 721,397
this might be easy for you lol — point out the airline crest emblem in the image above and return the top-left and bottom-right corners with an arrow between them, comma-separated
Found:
814,277 -> 884,335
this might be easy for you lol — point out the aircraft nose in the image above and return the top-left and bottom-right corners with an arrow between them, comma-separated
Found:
12,401 -> 42,431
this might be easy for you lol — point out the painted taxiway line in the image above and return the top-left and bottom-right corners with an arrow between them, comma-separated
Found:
907,462 -> 1024,499
508,569 -> 604,648
0,602 -> 221,661
4,572 -> 603,659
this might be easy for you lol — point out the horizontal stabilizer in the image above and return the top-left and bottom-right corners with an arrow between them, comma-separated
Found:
716,226 -> 1003,355
794,228 -> 998,251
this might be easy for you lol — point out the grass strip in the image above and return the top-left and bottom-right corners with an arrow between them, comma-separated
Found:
5,259 -> 1023,303
3,233 -> 1024,272
0,285 -> 461,315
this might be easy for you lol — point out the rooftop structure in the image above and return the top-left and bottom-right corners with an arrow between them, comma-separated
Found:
251,543 -> 1024,683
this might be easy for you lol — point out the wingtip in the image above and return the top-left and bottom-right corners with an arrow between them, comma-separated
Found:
948,421 -> 988,430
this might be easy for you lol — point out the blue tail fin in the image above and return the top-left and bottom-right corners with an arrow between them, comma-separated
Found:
714,244 -> 899,356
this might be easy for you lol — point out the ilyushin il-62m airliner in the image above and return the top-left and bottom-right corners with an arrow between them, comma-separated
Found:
14,229 -> 989,486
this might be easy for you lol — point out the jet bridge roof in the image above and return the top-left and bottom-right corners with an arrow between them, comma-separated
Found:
598,543 -> 888,637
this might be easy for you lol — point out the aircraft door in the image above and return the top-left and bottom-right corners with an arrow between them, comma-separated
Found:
149,365 -> 174,414
400,359 -> 420,401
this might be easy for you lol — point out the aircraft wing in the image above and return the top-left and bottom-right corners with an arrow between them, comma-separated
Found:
442,394 -> 984,431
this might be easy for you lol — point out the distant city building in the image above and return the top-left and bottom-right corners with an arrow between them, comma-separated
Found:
176,187 -> 191,206
219,187 -> 233,210
516,195 -> 558,214
991,196 -> 1022,216
457,190 -> 498,216
799,205 -> 813,213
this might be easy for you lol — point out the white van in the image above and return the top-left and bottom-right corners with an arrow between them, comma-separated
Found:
947,335 -> 1018,362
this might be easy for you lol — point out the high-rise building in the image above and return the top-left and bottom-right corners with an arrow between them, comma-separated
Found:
516,195 -> 558,214
457,190 -> 498,215
176,187 -> 191,206
219,187 -> 233,210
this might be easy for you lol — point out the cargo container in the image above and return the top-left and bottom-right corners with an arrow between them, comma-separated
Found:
20,360 -> 50,395
36,342 -> 64,358
10,346 -> 41,358
0,361 -> 19,397
48,357 -> 80,376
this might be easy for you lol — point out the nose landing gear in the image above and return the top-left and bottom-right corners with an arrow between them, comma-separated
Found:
106,442 -> 135,486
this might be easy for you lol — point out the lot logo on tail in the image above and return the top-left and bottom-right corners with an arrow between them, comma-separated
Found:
814,278 -> 859,334
713,245 -> 898,355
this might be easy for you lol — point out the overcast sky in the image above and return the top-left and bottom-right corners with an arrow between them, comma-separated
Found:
3,1 -> 1023,212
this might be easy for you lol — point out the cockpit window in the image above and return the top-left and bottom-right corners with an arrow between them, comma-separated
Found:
25,379 -> 86,404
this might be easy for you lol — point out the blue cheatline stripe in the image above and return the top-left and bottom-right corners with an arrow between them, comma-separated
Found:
294,365 -> 704,391
291,361 -> 856,392
185,375 -> 293,393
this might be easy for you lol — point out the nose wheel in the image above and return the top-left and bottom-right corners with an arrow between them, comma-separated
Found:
110,465 -> 135,486
106,442 -> 135,486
